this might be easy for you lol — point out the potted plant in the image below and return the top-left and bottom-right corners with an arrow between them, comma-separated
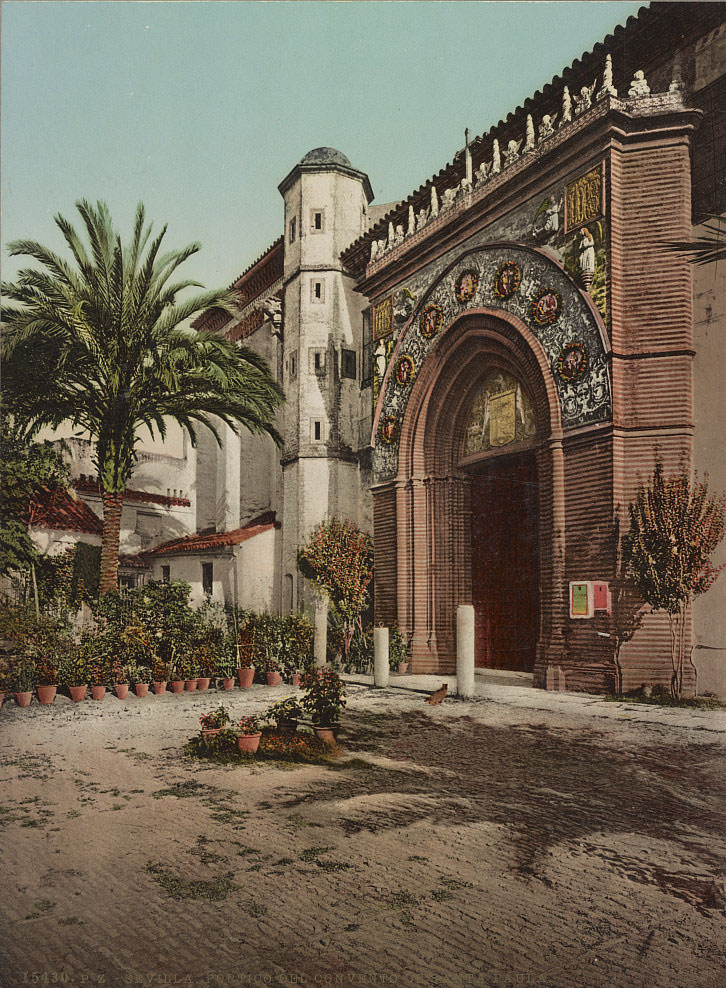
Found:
181,657 -> 199,691
111,659 -> 129,699
58,645 -> 89,701
389,624 -> 409,675
194,642 -> 215,691
88,657 -> 108,700
11,656 -> 36,706
216,649 -> 237,691
265,657 -> 282,687
237,621 -> 255,688
168,648 -> 185,693
300,669 -> 347,744
151,654 -> 170,694
265,696 -> 302,734
236,715 -> 263,753
125,663 -> 151,698
199,705 -> 231,738
34,650 -> 59,705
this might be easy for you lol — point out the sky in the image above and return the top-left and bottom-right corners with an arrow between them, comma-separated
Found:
2,0 -> 645,292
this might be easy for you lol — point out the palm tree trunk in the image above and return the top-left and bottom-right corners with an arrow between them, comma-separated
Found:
99,491 -> 124,594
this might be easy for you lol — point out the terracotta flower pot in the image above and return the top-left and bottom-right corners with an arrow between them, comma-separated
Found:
221,677 -> 235,691
91,685 -> 106,701
201,728 -> 222,739
170,680 -> 185,694
266,671 -> 282,687
15,691 -> 32,708
236,732 -> 262,754
184,679 -> 198,691
313,725 -> 339,745
196,677 -> 211,691
237,667 -> 254,689
397,662 -> 409,675
290,673 -> 301,688
134,683 -> 149,698
152,681 -> 167,695
69,685 -> 88,702
114,683 -> 129,699
37,685 -> 57,705
277,718 -> 298,735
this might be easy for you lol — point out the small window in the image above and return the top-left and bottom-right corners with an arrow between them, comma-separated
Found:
310,279 -> 325,303
310,419 -> 326,442
289,216 -> 296,243
341,349 -> 357,380
202,562 -> 213,597
311,208 -> 325,232
309,348 -> 326,374
290,353 -> 297,379
161,565 -> 170,583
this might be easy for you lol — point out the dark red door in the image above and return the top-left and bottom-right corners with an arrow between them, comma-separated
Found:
471,455 -> 539,671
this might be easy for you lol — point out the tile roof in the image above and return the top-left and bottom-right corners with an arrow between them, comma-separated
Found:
144,512 -> 278,557
28,488 -> 103,536
119,554 -> 151,570
73,477 -> 190,508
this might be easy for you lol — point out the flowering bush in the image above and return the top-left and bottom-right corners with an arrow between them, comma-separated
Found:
237,715 -> 262,736
300,668 -> 346,726
200,706 -> 231,730
297,518 -> 373,664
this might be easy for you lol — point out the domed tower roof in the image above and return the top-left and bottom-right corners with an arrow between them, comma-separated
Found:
299,147 -> 353,168
279,147 -> 373,202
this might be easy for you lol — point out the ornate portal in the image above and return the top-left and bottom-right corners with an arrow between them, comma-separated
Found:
464,370 -> 536,455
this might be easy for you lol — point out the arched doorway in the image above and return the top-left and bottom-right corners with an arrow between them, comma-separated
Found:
387,310 -> 564,674
463,369 -> 539,670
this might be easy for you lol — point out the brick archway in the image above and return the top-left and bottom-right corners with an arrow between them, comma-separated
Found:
381,309 -> 566,676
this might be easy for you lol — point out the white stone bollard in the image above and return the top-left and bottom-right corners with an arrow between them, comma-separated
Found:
373,626 -> 390,688
314,595 -> 328,667
456,604 -> 476,698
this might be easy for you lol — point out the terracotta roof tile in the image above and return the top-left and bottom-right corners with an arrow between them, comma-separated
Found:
29,488 -> 103,536
144,512 -> 278,557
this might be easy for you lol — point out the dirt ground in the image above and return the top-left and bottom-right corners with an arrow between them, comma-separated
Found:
1,683 -> 725,988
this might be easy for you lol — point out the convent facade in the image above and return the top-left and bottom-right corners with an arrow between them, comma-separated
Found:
44,3 -> 726,696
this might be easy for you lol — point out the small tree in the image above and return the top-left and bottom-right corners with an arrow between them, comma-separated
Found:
624,463 -> 726,697
297,518 -> 373,665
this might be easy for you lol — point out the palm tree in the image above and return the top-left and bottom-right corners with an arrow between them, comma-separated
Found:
2,200 -> 284,593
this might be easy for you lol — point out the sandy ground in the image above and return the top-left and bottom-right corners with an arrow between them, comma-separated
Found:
1,682 -> 725,988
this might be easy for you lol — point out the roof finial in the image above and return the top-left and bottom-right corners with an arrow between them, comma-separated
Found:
524,114 -> 536,153
492,138 -> 501,174
597,53 -> 618,99
560,86 -> 572,126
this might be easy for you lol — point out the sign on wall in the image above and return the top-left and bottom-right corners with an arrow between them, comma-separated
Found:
564,164 -> 604,233
373,296 -> 393,340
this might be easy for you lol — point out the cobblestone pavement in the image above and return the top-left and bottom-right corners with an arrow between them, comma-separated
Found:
0,684 -> 725,988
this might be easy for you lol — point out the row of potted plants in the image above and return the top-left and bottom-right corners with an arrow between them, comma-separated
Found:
0,586 -> 317,709
1,664 -> 305,708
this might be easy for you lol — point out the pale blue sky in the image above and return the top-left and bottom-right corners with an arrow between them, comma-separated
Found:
2,1 -> 644,291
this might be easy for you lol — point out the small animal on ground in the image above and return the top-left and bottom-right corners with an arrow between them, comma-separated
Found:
425,683 -> 447,705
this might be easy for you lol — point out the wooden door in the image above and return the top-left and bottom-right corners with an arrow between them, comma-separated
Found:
470,455 -> 539,671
